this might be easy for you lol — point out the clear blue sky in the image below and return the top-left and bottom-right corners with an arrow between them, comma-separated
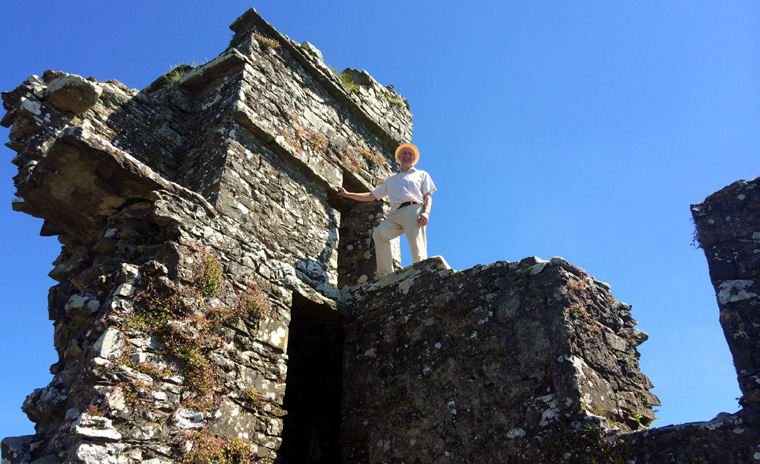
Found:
1,1 -> 758,439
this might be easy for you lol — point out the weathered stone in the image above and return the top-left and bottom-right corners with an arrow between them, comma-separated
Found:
73,442 -> 125,464
21,384 -> 67,425
45,74 -> 102,115
64,293 -> 101,319
208,399 -> 267,440
341,257 -> 659,462
1,436 -> 33,464
71,414 -> 122,441
92,328 -> 124,360
172,408 -> 204,429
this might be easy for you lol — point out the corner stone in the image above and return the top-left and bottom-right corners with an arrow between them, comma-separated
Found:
45,74 -> 103,115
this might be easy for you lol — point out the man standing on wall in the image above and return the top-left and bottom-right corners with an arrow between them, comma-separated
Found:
337,143 -> 437,276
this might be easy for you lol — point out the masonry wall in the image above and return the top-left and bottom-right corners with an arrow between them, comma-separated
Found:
341,256 -> 658,463
691,176 -> 760,406
0,124 -> 296,462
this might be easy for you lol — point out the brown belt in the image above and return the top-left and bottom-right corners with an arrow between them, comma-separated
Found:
398,201 -> 419,209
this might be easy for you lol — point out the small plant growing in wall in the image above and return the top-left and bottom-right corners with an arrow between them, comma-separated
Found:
253,31 -> 280,50
227,34 -> 244,51
384,93 -> 403,106
340,145 -> 386,176
348,145 -> 386,166
565,278 -> 588,294
639,413 -> 658,427
543,422 -> 633,463
295,125 -> 329,153
241,387 -> 266,411
339,70 -> 360,93
181,430 -> 257,464
341,150 -> 362,174
116,382 -> 141,407
119,353 -> 173,379
229,25 -> 281,54
83,404 -> 106,417
166,64 -> 193,83
163,326 -> 217,400
61,319 -> 82,339
278,128 -> 305,156
194,251 -> 224,297
565,302 -> 598,334
327,64 -> 341,76
567,303 -> 589,322
112,245 -> 272,426
234,285 -> 272,320
130,279 -> 184,331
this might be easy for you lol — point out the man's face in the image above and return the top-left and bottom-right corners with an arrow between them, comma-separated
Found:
398,148 -> 415,165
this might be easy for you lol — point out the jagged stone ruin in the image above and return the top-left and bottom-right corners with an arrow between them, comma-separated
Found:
1,7 -> 758,463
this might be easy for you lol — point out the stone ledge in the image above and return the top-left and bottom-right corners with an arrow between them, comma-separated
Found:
342,255 -> 453,302
233,103 -> 347,192
13,126 -> 215,244
181,49 -> 247,92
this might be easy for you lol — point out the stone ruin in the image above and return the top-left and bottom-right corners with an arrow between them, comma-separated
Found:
1,7 -> 758,463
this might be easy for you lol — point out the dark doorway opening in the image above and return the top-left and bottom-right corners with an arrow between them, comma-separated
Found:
278,292 -> 345,464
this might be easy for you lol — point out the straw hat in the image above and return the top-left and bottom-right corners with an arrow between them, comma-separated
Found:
394,143 -> 420,165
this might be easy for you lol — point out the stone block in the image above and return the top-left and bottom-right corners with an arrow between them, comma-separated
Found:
45,74 -> 102,115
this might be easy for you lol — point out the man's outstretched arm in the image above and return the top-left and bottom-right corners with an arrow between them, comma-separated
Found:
336,186 -> 376,202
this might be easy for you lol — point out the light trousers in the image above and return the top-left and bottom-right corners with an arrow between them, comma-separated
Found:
373,204 -> 427,276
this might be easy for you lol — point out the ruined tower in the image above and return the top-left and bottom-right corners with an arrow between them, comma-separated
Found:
2,8 -> 759,464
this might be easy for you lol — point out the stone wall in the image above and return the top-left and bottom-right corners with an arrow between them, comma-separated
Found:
1,124 -> 296,462
691,176 -> 760,406
341,256 -> 658,463
2,6 -> 758,464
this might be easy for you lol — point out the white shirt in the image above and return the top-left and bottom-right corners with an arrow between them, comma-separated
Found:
372,168 -> 437,210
